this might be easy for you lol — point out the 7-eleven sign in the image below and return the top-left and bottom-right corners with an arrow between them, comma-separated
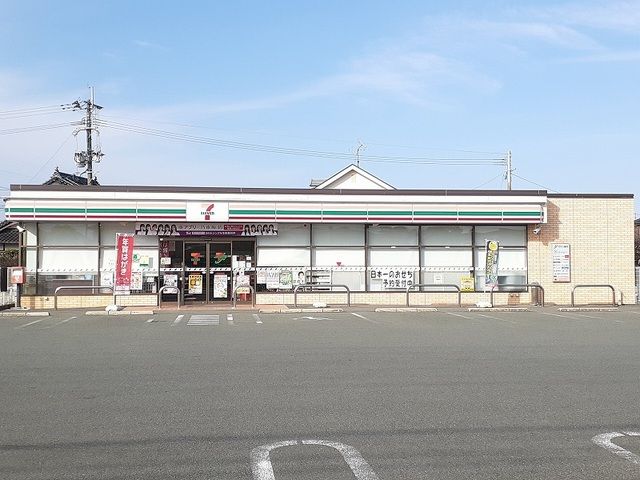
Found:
187,202 -> 229,222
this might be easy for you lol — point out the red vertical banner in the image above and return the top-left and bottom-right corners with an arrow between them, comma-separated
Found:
115,233 -> 135,294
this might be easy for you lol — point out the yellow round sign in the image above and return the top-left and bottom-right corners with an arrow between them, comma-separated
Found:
488,241 -> 498,251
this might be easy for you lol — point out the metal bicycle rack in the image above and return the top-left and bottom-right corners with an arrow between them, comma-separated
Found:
490,283 -> 545,307
54,285 -> 114,310
405,284 -> 462,307
232,284 -> 256,309
157,284 -> 182,309
571,284 -> 617,307
293,284 -> 351,308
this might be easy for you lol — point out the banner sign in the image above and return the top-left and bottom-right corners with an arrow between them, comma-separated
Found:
484,240 -> 500,289
115,233 -> 135,294
135,223 -> 277,237
552,243 -> 571,282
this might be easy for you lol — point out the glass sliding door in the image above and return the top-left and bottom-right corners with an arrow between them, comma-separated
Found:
184,242 -> 207,303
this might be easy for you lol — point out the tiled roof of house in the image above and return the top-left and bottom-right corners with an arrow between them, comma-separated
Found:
43,167 -> 100,186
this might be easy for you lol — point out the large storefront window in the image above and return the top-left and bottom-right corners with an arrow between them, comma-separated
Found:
19,221 -> 528,296
256,224 -> 310,291
474,226 -> 527,291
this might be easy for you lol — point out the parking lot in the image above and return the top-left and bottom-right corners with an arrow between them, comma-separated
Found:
2,307 -> 640,479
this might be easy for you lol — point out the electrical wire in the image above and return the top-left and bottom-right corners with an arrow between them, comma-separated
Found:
512,173 -> 557,192
97,119 -> 506,165
471,174 -> 504,189
28,134 -> 74,183
0,123 -> 74,136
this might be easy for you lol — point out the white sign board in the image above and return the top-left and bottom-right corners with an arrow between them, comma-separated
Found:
552,243 -> 571,282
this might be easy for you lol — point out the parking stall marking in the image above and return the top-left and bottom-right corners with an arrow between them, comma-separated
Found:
15,318 -> 47,329
445,312 -> 474,320
187,314 -> 220,326
351,312 -> 380,324
593,431 -> 640,466
43,316 -> 77,328
251,439 -> 380,480
227,314 -> 234,325
476,313 -> 518,325
253,314 -> 263,324
172,314 -> 184,325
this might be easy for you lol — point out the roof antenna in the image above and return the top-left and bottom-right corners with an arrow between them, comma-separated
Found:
355,140 -> 366,167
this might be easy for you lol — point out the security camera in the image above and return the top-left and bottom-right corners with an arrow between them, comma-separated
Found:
15,225 -> 26,233
532,226 -> 541,235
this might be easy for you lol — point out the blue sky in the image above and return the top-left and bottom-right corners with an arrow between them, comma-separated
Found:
1,1 -> 639,213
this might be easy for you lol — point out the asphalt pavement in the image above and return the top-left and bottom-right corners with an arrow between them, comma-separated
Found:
2,307 -> 640,479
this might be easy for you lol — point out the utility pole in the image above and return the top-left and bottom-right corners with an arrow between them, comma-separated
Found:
506,150 -> 512,190
73,87 -> 103,185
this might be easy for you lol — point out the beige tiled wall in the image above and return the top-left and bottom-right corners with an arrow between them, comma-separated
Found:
528,197 -> 635,305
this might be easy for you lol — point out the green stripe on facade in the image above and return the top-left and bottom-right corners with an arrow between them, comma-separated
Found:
277,210 -> 322,215
35,207 -> 85,213
414,211 -> 456,216
323,210 -> 367,215
5,207 -> 34,212
230,209 -> 276,215
368,211 -> 412,216
87,208 -> 136,214
137,208 -> 186,214
458,211 -> 502,216
502,211 -> 540,216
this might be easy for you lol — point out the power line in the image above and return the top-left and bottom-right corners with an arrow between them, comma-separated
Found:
0,122 -> 74,136
97,118 -> 506,165
28,134 -> 74,183
512,173 -> 557,192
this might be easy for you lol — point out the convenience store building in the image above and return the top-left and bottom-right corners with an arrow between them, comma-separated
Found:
3,165 -> 635,308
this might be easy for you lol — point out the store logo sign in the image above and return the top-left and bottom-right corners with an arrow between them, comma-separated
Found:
187,202 -> 229,222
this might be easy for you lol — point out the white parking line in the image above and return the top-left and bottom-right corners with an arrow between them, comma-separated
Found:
187,314 -> 219,325
253,314 -> 263,324
446,312 -> 473,320
15,318 -> 46,329
251,439 -> 380,480
476,313 -> 517,325
538,311 -> 577,319
146,317 -> 155,323
172,314 -> 184,325
227,314 -> 234,325
43,316 -> 77,328
593,431 -> 640,466
351,312 -> 380,324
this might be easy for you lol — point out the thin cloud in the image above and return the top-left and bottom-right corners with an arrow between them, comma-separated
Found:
562,50 -> 640,63
133,39 -> 166,50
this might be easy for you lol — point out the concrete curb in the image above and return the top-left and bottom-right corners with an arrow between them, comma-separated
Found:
558,307 -> 619,312
375,307 -> 438,312
0,311 -> 50,316
259,308 -> 344,314
85,310 -> 154,316
468,307 -> 530,312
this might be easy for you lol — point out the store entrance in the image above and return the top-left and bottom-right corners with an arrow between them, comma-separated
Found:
182,239 -> 255,304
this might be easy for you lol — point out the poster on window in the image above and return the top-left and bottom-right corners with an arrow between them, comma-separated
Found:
163,274 -> 178,294
236,274 -> 250,294
369,269 -> 415,290
188,274 -> 203,294
552,243 -> 571,282
131,272 -> 143,291
266,270 -> 280,289
115,233 -> 135,295
213,273 -> 228,298
279,269 -> 293,290
484,240 -> 500,289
